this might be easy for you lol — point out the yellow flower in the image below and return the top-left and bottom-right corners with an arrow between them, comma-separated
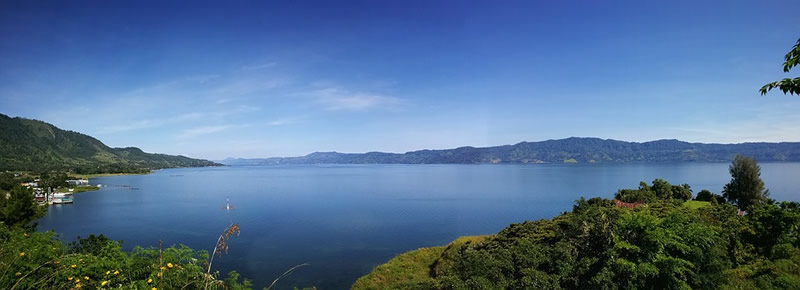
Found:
113,270 -> 119,275
157,272 -> 162,278
23,233 -> 28,237
106,270 -> 110,275
75,284 -> 82,288
71,264 -> 77,268
152,288 -> 157,290
101,280 -> 108,286
160,266 -> 166,271
19,252 -> 25,257
147,278 -> 153,283
15,272 -> 21,276
84,276 -> 89,280
167,263 -> 173,268
68,277 -> 73,281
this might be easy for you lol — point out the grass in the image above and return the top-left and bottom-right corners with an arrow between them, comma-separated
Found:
684,200 -> 711,210
352,235 -> 491,290
55,186 -> 100,194
72,186 -> 100,193
70,172 -> 150,179
351,246 -> 444,289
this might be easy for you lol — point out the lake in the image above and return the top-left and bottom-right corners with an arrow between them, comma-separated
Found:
37,163 -> 800,289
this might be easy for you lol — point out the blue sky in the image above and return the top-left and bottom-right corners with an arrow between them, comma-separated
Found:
1,1 -> 799,159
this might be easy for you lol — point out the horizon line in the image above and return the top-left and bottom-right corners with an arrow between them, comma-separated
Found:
219,137 -> 800,160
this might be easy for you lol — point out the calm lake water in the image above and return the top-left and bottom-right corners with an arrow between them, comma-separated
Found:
37,163 -> 800,289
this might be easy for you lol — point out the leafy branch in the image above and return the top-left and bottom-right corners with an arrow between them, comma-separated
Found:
761,38 -> 800,95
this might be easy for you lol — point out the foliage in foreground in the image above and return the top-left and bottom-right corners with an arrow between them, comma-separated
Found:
761,37 -> 800,96
0,186 -> 46,230
0,226 -> 253,290
355,188 -> 800,289
352,236 -> 490,290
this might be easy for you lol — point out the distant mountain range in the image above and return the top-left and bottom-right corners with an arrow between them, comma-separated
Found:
0,114 -> 220,173
221,138 -> 800,165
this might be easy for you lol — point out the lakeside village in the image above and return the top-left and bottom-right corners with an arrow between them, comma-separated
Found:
16,175 -> 101,206
26,178 -> 95,205
2,171 -> 144,209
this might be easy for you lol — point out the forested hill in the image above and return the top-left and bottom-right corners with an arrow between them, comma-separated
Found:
0,114 -> 220,173
223,137 -> 800,165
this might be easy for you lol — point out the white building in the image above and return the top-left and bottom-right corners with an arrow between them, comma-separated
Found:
66,179 -> 89,186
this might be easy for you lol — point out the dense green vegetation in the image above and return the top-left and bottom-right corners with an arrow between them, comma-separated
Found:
0,114 -> 220,173
354,156 -> 800,289
0,226 -> 253,289
614,179 -> 693,203
0,186 -> 46,230
0,171 -> 254,289
224,137 -> 800,165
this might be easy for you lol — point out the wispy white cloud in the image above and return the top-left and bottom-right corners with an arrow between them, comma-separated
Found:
175,112 -> 204,120
212,78 -> 288,96
312,87 -> 402,111
177,125 -> 232,139
98,112 -> 205,134
184,74 -> 222,83
176,122 -> 258,139
239,62 -> 277,71
266,117 -> 301,126
124,74 -> 220,97
238,104 -> 261,113
98,120 -> 160,134
667,106 -> 800,143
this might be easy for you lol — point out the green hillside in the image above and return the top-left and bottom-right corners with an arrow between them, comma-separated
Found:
0,114 -> 220,173
354,169 -> 796,289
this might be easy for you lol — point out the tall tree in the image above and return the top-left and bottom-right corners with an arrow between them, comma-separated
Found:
760,38 -> 800,96
0,186 -> 44,229
723,155 -> 769,211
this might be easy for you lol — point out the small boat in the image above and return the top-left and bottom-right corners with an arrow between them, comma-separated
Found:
223,196 -> 235,212
53,193 -> 74,204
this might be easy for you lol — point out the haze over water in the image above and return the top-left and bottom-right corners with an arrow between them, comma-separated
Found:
38,163 -> 800,289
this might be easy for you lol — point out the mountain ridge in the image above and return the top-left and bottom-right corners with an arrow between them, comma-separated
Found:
0,113 -> 220,173
221,137 -> 800,165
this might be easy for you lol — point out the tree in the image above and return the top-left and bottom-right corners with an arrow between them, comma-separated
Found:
696,189 -> 714,202
651,178 -> 673,199
0,186 -> 44,228
671,184 -> 693,201
615,188 -> 656,203
37,172 -> 68,189
0,172 -> 22,190
761,38 -> 800,96
723,155 -> 769,211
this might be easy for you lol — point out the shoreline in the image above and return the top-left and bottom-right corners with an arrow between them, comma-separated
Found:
71,171 -> 153,179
